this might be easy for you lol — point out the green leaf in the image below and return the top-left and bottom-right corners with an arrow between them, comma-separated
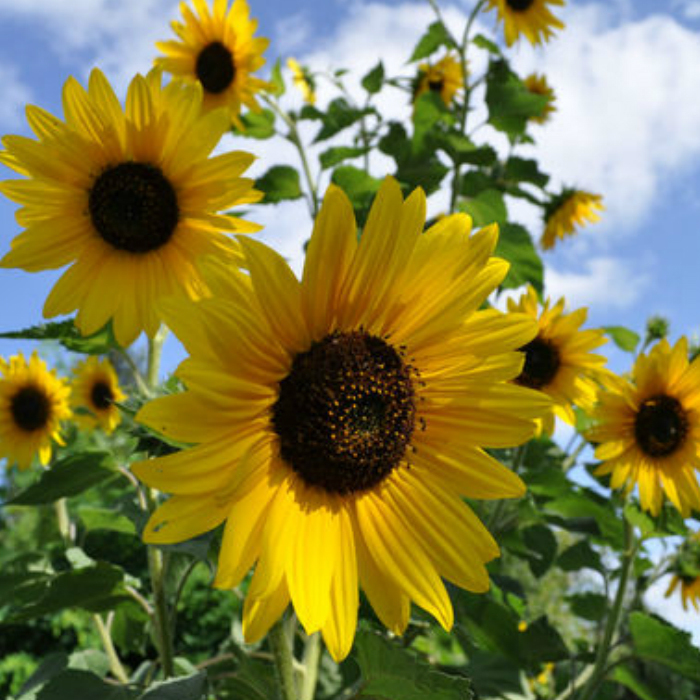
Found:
314,98 -> 370,142
36,670 -> 137,700
557,540 -> 603,573
624,502 -> 657,538
355,631 -> 472,700
235,109 -> 276,139
465,652 -> 521,698
140,672 -> 207,700
7,563 -> 127,623
495,222 -> 543,293
610,665 -> 665,700
523,524 -> 557,577
517,616 -> 569,663
77,506 -> 137,535
256,165 -> 303,203
269,59 -> 285,96
603,325 -> 640,353
472,34 -> 501,55
68,650 -> 110,677
361,61 -> 385,94
460,189 -> 507,227
504,157 -> 549,188
331,166 -> 382,219
410,21 -> 455,62
566,592 -> 607,622
440,133 -> 497,167
319,146 -> 368,170
0,319 -> 119,354
7,452 -> 116,506
16,653 -> 68,697
412,92 -> 451,149
630,612 -> 700,681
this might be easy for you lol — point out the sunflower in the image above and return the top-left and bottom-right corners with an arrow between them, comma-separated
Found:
524,73 -> 556,124
507,285 -> 607,435
132,177 -> 550,661
588,338 -> 700,517
665,532 -> 700,611
0,68 -> 261,348
413,54 -> 464,107
541,189 -> 604,251
485,0 -> 565,47
71,356 -> 126,433
0,353 -> 71,469
287,58 -> 316,105
155,0 -> 271,129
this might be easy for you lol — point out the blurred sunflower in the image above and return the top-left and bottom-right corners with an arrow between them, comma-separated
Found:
413,54 -> 464,107
524,73 -> 556,124
156,0 -> 271,128
507,285 -> 607,435
485,0 -> 565,47
588,338 -> 700,517
0,68 -> 260,348
287,58 -> 316,105
133,177 -> 550,661
665,532 -> 700,612
0,353 -> 71,469
71,356 -> 126,433
541,189 -> 604,250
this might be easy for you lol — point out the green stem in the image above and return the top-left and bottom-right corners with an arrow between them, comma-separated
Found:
147,543 -> 175,678
54,498 -> 72,545
119,348 -> 150,396
269,619 -> 299,700
562,438 -> 586,472
300,633 -> 321,700
93,613 -> 130,683
146,326 -> 169,391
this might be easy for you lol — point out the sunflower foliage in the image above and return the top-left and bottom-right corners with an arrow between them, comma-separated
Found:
0,1 -> 699,700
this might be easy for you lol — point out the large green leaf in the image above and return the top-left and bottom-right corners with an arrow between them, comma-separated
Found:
556,540 -> 604,573
140,672 -> 208,700
256,165 -> 303,203
409,21 -> 455,61
522,524 -> 557,577
0,320 -> 119,354
460,189 -> 506,227
355,632 -> 472,700
603,325 -> 640,353
319,146 -> 368,170
362,61 -> 385,94
16,653 -> 68,698
35,670 -> 137,700
504,157 -> 549,188
313,98 -> 371,142
566,593 -> 607,622
610,665 -> 665,700
234,109 -> 276,139
494,222 -> 543,293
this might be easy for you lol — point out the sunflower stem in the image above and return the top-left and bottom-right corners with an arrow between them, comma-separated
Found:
54,498 -> 72,545
147,543 -> 175,679
93,613 -> 130,684
300,632 -> 321,700
146,326 -> 169,391
269,619 -> 299,700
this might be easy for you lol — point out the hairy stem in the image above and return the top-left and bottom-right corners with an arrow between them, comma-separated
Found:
269,619 -> 299,700
300,632 -> 322,700
93,613 -> 130,683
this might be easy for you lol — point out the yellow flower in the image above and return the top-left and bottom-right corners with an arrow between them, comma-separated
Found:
665,532 -> 700,612
0,68 -> 260,348
0,353 -> 71,469
156,0 -> 271,128
524,73 -> 556,124
413,54 -> 464,107
541,190 -> 604,251
485,0 -> 565,47
287,58 -> 316,105
71,356 -> 126,433
507,285 -> 607,435
588,338 -> 700,517
132,177 -> 549,661
666,575 -> 700,612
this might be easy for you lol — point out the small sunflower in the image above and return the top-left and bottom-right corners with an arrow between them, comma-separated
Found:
156,0 -> 271,128
0,68 -> 260,348
524,73 -> 556,124
287,58 -> 316,105
541,189 -> 604,251
507,285 -> 607,435
588,338 -> 700,517
413,54 -> 464,107
0,353 -> 71,469
485,0 -> 565,47
132,177 -> 550,661
71,356 -> 126,433
665,532 -> 700,611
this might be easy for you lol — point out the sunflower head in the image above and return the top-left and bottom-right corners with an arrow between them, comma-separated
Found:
287,58 -> 316,105
413,54 -> 464,107
524,73 -> 556,124
0,353 -> 71,469
132,177 -> 550,661
666,533 -> 700,611
588,337 -> 700,517
0,68 -> 261,348
485,0 -> 566,47
541,189 -> 604,251
71,356 -> 126,433
155,0 -> 271,128
507,285 -> 607,434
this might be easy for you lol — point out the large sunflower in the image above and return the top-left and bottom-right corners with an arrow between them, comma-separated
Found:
485,0 -> 565,47
132,177 -> 550,661
155,0 -> 270,129
588,338 -> 700,517
413,54 -> 464,107
0,68 -> 260,348
0,353 -> 71,469
541,189 -> 604,251
71,356 -> 126,434
507,285 -> 607,435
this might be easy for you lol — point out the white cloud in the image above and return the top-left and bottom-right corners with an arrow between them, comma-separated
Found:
680,0 -> 700,20
0,64 -> 33,128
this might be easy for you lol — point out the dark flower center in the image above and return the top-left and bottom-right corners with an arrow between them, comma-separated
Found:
89,162 -> 179,253
428,78 -> 444,93
11,386 -> 50,432
272,330 -> 417,495
634,394 -> 688,457
515,337 -> 561,390
506,0 -> 535,10
91,381 -> 114,410
196,41 -> 236,94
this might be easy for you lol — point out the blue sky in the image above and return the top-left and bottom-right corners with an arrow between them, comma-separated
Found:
0,0 -> 699,637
